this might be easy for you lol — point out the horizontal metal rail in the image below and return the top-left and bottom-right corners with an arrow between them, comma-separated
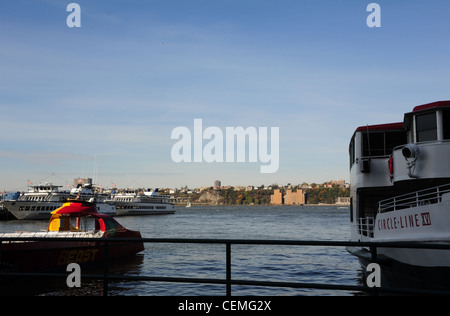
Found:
2,237 -> 450,296
4,237 -> 450,249
378,183 -> 450,213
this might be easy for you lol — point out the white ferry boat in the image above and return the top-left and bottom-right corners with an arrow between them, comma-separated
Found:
0,192 -> 20,220
348,100 -> 450,290
108,189 -> 176,216
2,183 -> 115,220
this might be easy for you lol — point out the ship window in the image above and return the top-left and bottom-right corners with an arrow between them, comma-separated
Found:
363,132 -> 384,157
443,110 -> 450,140
349,137 -> 355,169
416,112 -> 437,142
362,130 -> 406,158
78,217 -> 96,232
385,131 -> 407,153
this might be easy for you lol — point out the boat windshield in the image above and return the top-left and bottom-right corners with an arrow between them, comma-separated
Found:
48,215 -> 100,233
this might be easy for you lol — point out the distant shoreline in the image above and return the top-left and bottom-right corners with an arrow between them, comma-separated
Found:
175,203 -> 350,207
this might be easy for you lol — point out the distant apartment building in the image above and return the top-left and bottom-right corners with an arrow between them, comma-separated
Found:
336,197 -> 351,205
270,189 -> 283,205
329,180 -> 348,188
284,189 -> 305,205
270,189 -> 305,205
214,180 -> 222,190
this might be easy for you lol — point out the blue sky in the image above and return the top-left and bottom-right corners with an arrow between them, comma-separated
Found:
0,0 -> 449,190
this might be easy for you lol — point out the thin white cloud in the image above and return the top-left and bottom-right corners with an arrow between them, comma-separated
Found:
0,150 -> 86,166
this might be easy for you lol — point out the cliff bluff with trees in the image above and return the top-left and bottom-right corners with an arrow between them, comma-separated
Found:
183,183 -> 349,206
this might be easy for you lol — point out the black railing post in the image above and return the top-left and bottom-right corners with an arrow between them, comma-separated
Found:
369,245 -> 379,296
0,241 -> 2,273
370,245 -> 378,262
103,240 -> 110,297
226,242 -> 231,296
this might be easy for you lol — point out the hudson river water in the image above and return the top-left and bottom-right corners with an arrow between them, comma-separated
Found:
0,205 -> 363,296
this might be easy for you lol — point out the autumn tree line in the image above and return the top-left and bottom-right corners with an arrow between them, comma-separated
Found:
187,184 -> 350,206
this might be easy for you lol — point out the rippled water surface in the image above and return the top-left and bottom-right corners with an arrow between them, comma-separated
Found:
0,205 -> 363,296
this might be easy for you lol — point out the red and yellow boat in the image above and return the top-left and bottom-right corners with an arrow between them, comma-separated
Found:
0,200 -> 144,272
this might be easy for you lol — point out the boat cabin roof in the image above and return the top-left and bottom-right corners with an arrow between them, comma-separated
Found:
355,122 -> 404,133
28,184 -> 62,192
353,101 -> 450,135
412,100 -> 450,112
350,100 -> 450,164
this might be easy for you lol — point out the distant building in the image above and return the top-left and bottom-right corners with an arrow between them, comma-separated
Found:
270,189 -> 283,205
214,180 -> 221,190
336,197 -> 351,205
284,189 -> 305,205
270,189 -> 305,206
330,180 -> 347,188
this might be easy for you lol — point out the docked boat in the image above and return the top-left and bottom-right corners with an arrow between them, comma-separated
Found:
2,183 -> 115,220
0,199 -> 144,272
108,189 -> 176,216
0,192 -> 20,220
348,100 -> 450,290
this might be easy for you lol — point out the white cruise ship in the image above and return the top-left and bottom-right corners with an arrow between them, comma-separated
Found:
108,189 -> 176,216
2,183 -> 115,220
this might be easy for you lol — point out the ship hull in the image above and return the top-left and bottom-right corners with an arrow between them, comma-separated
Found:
115,203 -> 176,216
0,233 -> 144,272
348,246 -> 450,292
350,201 -> 450,292
3,201 -> 116,220
116,209 -> 176,216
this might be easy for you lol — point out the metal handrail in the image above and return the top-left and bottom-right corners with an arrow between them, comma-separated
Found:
2,237 -> 450,296
378,183 -> 450,213
357,217 -> 374,237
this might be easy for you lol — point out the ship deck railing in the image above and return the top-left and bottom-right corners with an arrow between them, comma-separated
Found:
356,217 -> 375,238
0,231 -> 102,242
378,183 -> 450,213
2,237 -> 450,296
